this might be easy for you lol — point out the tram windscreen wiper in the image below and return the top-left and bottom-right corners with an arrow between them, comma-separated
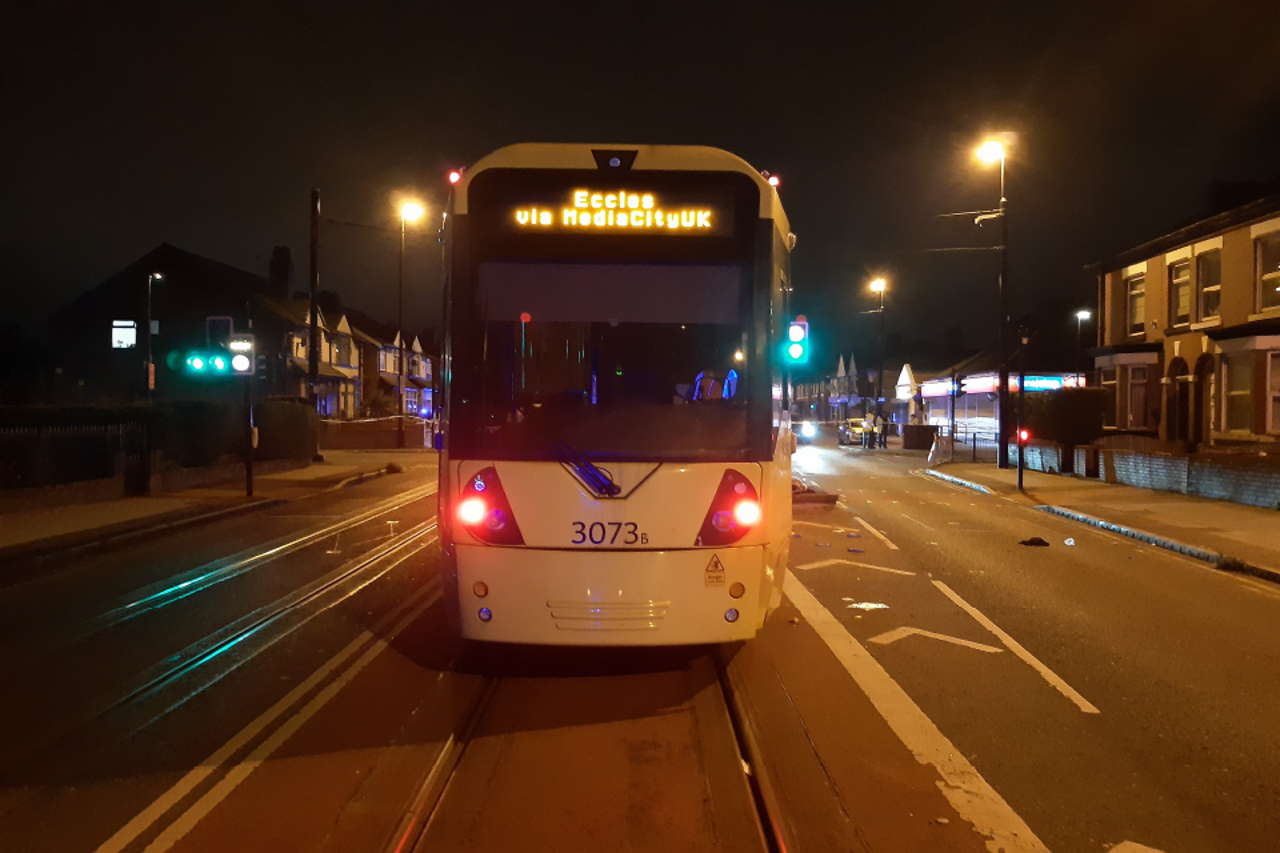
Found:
553,441 -> 621,497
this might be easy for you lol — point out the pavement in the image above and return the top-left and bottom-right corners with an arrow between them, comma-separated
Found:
0,449 -> 438,560
927,461 -> 1280,580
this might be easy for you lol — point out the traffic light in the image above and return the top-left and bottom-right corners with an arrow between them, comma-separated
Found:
184,349 -> 232,375
1018,428 -> 1030,443
784,315 -> 809,364
228,334 -> 255,376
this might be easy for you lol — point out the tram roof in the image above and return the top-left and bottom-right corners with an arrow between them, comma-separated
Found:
453,142 -> 792,241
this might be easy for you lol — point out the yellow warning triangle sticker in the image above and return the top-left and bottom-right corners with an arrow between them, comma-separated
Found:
705,553 -> 726,586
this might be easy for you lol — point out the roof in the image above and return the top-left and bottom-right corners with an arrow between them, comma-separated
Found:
1089,194 -> 1280,275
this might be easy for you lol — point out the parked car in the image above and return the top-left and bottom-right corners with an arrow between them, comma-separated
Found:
837,417 -> 868,445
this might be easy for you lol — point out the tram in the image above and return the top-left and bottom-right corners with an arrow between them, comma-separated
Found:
438,143 -> 797,644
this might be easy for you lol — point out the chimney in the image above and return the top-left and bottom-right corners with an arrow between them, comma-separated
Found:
269,246 -> 292,299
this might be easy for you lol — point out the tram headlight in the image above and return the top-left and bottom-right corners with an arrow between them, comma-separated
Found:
457,497 -> 487,526
732,499 -> 761,527
695,469 -> 760,546
456,467 -> 525,545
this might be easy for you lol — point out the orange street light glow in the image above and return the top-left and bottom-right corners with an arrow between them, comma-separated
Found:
869,277 -> 888,293
400,200 -> 426,224
975,139 -> 1006,164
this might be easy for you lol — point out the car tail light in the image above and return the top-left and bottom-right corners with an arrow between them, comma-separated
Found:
695,469 -> 761,546
456,467 -> 524,545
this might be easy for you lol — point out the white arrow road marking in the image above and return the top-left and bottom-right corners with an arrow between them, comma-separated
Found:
869,626 -> 1004,653
934,580 -> 1101,715
794,558 -> 915,576
785,576 -> 1050,852
855,516 -> 899,550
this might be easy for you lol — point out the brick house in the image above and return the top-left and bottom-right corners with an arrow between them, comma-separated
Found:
1089,195 -> 1280,447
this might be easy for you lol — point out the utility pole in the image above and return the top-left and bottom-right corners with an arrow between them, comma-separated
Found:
308,188 -> 320,402
996,157 -> 1011,470
398,214 -> 406,449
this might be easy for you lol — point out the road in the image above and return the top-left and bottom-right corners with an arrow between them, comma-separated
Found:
791,431 -> 1280,852
2,439 -> 1277,852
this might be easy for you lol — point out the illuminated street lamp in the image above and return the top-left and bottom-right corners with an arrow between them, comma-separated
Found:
867,276 -> 889,447
1075,308 -> 1093,375
974,134 -> 1012,468
144,271 -> 163,401
397,200 -> 426,447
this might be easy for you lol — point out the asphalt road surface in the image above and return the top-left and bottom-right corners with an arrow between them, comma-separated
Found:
791,430 -> 1280,852
2,438 -> 1277,852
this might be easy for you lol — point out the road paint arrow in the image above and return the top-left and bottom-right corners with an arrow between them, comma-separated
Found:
869,626 -> 1004,654
794,559 -> 915,576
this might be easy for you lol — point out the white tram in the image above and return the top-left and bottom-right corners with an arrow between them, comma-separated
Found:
438,143 -> 797,645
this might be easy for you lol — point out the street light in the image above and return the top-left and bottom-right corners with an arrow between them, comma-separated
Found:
867,276 -> 889,448
145,271 -> 163,401
1075,308 -> 1092,376
397,200 -> 426,447
975,134 -> 1012,468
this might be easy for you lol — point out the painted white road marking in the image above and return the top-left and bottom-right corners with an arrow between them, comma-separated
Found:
933,580 -> 1101,715
785,576 -> 1050,853
869,626 -> 1004,654
1108,843 -> 1166,852
900,512 -> 931,530
793,520 -> 848,530
793,558 -> 915,576
855,516 -> 900,550
97,578 -> 441,853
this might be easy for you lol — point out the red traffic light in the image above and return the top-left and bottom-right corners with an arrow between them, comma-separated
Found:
1018,428 -> 1030,442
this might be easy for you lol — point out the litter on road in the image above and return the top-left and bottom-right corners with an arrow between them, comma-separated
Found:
1019,537 -> 1050,547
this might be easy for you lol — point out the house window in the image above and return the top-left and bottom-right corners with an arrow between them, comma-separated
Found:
1125,274 -> 1146,334
1196,250 -> 1221,320
336,337 -> 352,366
1127,366 -> 1149,428
1168,260 -> 1191,326
1268,352 -> 1280,434
1258,234 -> 1280,311
1101,367 -> 1118,427
1223,354 -> 1252,432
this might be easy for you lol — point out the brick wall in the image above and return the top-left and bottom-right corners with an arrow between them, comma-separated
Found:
1006,441 -> 1066,474
1098,448 -> 1280,509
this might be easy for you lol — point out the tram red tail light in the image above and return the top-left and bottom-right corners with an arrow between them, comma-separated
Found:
456,467 -> 524,545
696,469 -> 760,546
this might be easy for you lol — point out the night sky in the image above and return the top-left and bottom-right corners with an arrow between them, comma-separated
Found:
6,1 -> 1278,374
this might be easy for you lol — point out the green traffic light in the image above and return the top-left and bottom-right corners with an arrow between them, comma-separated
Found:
189,356 -> 205,371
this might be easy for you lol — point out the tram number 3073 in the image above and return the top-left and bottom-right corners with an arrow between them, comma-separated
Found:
571,521 -> 650,546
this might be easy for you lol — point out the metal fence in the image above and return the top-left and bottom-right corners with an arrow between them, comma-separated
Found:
0,423 -> 145,490
928,427 -> 1002,464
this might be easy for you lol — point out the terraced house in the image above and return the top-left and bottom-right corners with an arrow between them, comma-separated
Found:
1090,194 -> 1280,447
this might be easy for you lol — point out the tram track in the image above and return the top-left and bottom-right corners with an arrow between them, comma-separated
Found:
3,481 -> 439,657
0,498 -> 441,786
389,646 -> 784,853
